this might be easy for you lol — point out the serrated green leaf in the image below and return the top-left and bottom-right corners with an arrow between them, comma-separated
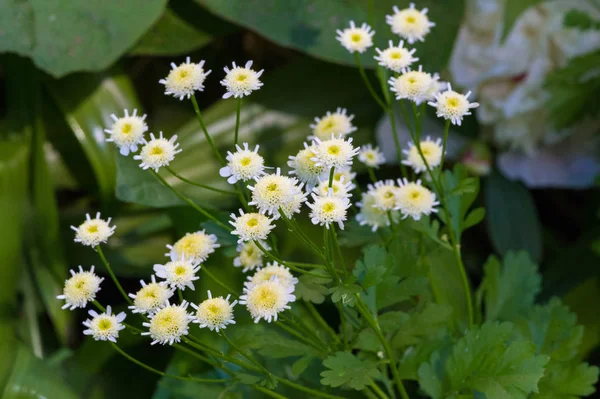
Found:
330,277 -> 362,307
480,251 -> 541,322
295,273 -> 331,304
353,245 -> 387,289
418,322 -> 549,399
0,0 -> 166,77
355,329 -> 381,352
440,165 -> 480,239
391,303 -> 453,349
320,351 -> 381,390
397,337 -> 450,381
532,362 -> 599,399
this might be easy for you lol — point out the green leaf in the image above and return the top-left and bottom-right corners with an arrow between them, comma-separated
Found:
295,272 -> 331,304
480,251 -> 541,322
0,0 -> 166,77
291,355 -> 314,377
353,245 -> 386,289
563,277 -> 600,358
196,0 -> 465,72
391,303 -> 453,349
532,362 -> 599,399
564,9 -> 600,30
449,177 -> 478,196
502,0 -> 543,41
321,351 -> 381,390
46,69 -> 141,202
418,322 -> 549,399
130,9 -> 212,56
463,207 -> 485,231
440,165 -> 480,239
231,325 -> 319,359
485,171 -> 543,262
329,276 -> 362,307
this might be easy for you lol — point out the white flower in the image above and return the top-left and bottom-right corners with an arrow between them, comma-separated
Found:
386,3 -> 435,44
358,144 -> 386,168
166,230 -> 220,263
402,137 -> 443,173
239,278 -> 295,323
428,83 -> 480,126
248,168 -> 305,217
154,256 -> 201,291
82,306 -> 126,343
336,21 -> 375,53
219,143 -> 265,184
425,72 -> 447,102
142,301 -> 193,345
71,212 -> 116,247
220,61 -> 264,99
388,66 -> 434,103
234,240 -> 269,273
57,266 -> 104,310
288,143 -> 327,188
245,262 -> 298,290
356,192 -> 400,232
134,132 -> 181,172
230,210 -> 275,243
104,109 -> 148,156
307,191 -> 351,230
374,40 -> 418,73
309,108 -> 357,141
159,57 -> 211,100
396,178 -> 439,220
367,180 -> 400,211
278,191 -> 308,219
333,169 -> 357,186
311,136 -> 359,170
313,178 -> 353,199
128,275 -> 174,314
191,291 -> 237,332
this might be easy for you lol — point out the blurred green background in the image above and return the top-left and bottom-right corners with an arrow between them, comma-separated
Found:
0,0 -> 598,398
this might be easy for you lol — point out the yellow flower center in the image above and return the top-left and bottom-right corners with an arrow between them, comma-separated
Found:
87,224 -> 99,233
144,288 -> 157,299
411,191 -> 421,199
151,146 -> 164,155
328,145 -> 340,155
179,70 -> 189,79
267,183 -> 279,192
406,16 -> 416,24
237,73 -> 247,82
175,266 -> 186,276
408,77 -> 416,84
351,33 -> 362,42
323,202 -> 335,213
240,157 -> 252,166
384,190 -> 394,199
75,280 -> 86,289
98,319 -> 112,330
366,153 -> 375,159
207,303 -> 220,314
121,123 -> 132,134
447,97 -> 459,107
258,287 -> 276,306
247,218 -> 259,227
390,51 -> 402,60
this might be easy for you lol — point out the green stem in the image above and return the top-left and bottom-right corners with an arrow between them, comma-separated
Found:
305,302 -> 341,344
152,170 -> 231,231
202,266 -> 238,297
367,167 -> 377,183
191,95 -> 225,165
275,377 -> 346,399
234,97 -> 242,146
253,240 -> 327,278
370,380 -> 390,399
388,108 -> 409,177
328,166 -> 335,188
111,343 -> 226,384
178,289 -> 184,303
354,53 -> 388,110
330,227 -> 348,277
252,385 -> 287,399
276,321 -> 329,354
439,120 -> 451,177
222,332 -> 270,376
95,246 -> 133,306
165,166 -> 236,195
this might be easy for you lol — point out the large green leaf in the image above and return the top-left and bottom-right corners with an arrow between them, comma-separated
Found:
0,0 -> 166,77
485,171 -> 543,263
46,69 -> 141,202
196,0 -> 464,72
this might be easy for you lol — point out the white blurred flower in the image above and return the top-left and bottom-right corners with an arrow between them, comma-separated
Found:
358,144 -> 386,168
105,109 -> 148,156
386,3 -> 435,44
134,132 -> 181,172
154,256 -> 201,291
288,142 -> 328,188
83,306 -> 126,343
367,180 -> 399,211
356,191 -> 400,232
221,61 -> 264,99
402,137 -> 443,173
71,212 -> 116,247
336,21 -> 375,53
219,143 -> 266,184
234,240 -> 269,273
309,108 -> 357,140
166,230 -> 220,263
396,178 -> 439,220
159,57 -> 211,100
374,40 -> 418,73
245,262 -> 298,290
389,66 -> 434,104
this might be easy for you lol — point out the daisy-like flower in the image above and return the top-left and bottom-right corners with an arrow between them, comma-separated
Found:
386,3 -> 435,44
389,66 -> 434,103
336,21 -> 375,54
428,83 -> 480,126
234,240 -> 269,273
128,275 -> 174,314
368,180 -> 400,211
159,57 -> 211,100
374,40 -> 418,73
142,301 -> 193,345
166,230 -> 220,263
239,278 -> 296,323
191,290 -> 237,332
313,178 -> 354,199
356,191 -> 400,232
288,143 -> 327,188
230,210 -> 275,243
396,178 -> 439,220
311,136 -> 359,170
424,72 -> 446,102
154,256 -> 201,291
307,191 -> 351,230
219,143 -> 265,184
309,108 -> 357,141
104,109 -> 148,156
246,262 -> 298,290
278,191 -> 308,219
134,132 -> 181,172
248,168 -> 305,217
221,61 -> 264,99
358,144 -> 386,168
402,137 -> 443,173
71,212 -> 116,247
333,168 -> 357,186
82,306 -> 126,343
57,266 -> 104,310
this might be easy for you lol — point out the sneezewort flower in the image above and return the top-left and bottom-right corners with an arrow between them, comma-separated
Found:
239,278 -> 296,323
428,83 -> 480,126
154,256 -> 201,291
82,305 -> 126,343
396,178 -> 439,220
221,61 -> 264,99
356,191 -> 400,232
248,168 -> 305,217
307,191 -> 351,229
219,142 -> 266,184
105,109 -> 148,156
71,212 -> 116,247
128,275 -> 174,314
374,40 -> 418,73
57,266 -> 104,310
358,144 -> 386,168
234,240 -> 270,273
367,180 -> 400,211
166,230 -> 220,263
386,3 -> 435,44
388,65 -> 434,103
311,136 -> 359,170
142,301 -> 193,345
288,143 -> 328,189
245,262 -> 298,290
336,21 -> 375,53
134,132 -> 181,172
159,57 -> 211,100
191,290 -> 237,332
309,108 -> 357,140
230,210 -> 275,243
402,137 -> 443,173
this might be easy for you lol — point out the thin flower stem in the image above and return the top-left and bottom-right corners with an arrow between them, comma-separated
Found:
165,166 -> 236,195
111,343 -> 226,384
222,331 -> 271,376
278,209 -> 328,261
370,380 -> 390,399
191,95 -> 225,166
276,321 -> 329,354
305,302 -> 341,344
323,227 -> 341,282
330,227 -> 348,277
253,385 -> 287,399
286,261 -> 326,269
328,166 -> 335,188
282,314 -> 330,350
367,167 -> 377,183
95,246 -> 133,306
388,107 -> 409,177
183,336 -> 259,372
439,120 -> 451,180
253,240 -> 326,278
275,377 -> 347,399
354,53 -> 388,110
234,97 -> 242,146
202,266 -> 238,297
178,289 -> 184,303
152,170 -> 232,231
